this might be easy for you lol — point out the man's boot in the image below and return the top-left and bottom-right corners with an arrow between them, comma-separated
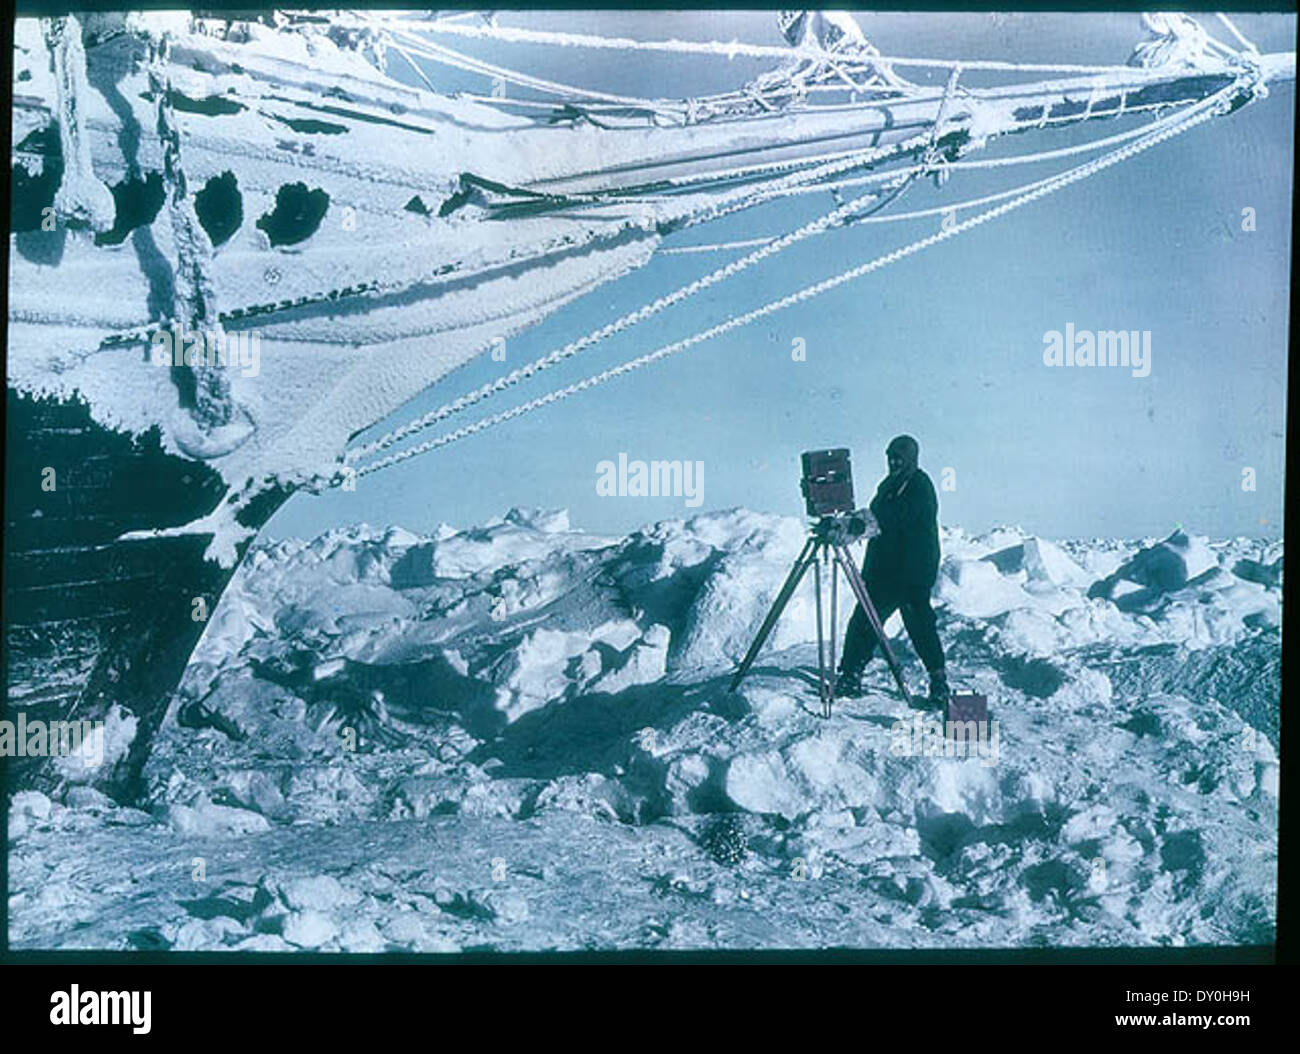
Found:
835,665 -> 865,698
927,667 -> 951,711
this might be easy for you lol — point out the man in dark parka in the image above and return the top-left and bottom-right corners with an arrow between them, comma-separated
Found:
837,435 -> 948,707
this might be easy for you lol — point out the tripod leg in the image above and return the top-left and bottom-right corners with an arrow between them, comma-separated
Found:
831,542 -> 912,706
827,558 -> 838,718
730,537 -> 817,692
813,551 -> 829,716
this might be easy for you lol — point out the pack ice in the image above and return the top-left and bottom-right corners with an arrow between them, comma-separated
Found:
8,508 -> 1280,951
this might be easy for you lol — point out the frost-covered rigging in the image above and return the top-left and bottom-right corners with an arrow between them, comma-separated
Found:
332,10 -> 1284,485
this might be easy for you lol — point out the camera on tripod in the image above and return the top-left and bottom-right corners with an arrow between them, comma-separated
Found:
800,448 -> 875,542
730,446 -> 905,713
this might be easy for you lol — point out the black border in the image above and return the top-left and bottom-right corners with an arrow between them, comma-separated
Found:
0,1 -> 1295,975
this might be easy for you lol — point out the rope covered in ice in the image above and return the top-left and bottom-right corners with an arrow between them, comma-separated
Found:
1215,13 -> 1260,56
395,17 -> 1189,78
723,100 -> 1216,210
382,23 -> 687,116
659,166 -> 1096,255
343,132 -> 945,463
659,103 -> 1208,254
347,77 -> 1249,483
346,168 -> 919,463
79,128 -> 926,361
349,101 -> 1197,457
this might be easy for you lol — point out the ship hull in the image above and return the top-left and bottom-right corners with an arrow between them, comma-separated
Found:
3,388 -> 289,801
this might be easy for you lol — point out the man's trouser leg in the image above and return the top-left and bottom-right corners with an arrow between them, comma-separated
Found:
839,578 -> 900,675
898,586 -> 945,674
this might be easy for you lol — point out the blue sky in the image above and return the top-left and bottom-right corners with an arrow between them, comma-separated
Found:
265,11 -> 1294,543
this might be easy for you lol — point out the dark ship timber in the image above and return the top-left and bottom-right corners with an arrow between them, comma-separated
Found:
4,388 -> 290,800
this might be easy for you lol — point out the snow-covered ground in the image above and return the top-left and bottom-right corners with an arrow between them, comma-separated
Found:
8,508 -> 1280,950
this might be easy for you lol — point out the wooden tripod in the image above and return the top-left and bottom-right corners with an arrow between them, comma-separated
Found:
729,517 -> 912,716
